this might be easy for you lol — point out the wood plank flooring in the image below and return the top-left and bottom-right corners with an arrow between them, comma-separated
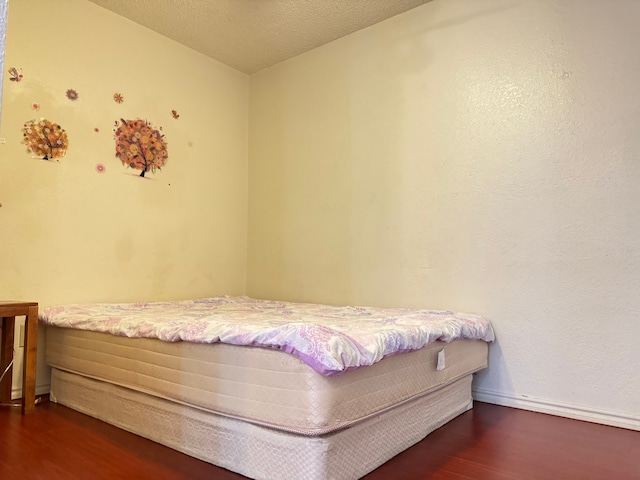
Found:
0,399 -> 638,479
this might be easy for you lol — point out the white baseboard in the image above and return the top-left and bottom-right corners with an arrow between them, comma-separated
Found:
473,388 -> 639,432
11,383 -> 50,400
36,383 -> 50,396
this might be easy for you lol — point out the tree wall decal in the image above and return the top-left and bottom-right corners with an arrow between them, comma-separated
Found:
22,118 -> 69,161
114,118 -> 168,177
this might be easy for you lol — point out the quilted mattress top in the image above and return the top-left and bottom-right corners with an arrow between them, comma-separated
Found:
40,295 -> 494,376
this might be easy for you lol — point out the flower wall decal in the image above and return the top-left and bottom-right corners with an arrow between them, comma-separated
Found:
114,118 -> 168,177
113,93 -> 124,104
66,89 -> 79,101
22,118 -> 69,161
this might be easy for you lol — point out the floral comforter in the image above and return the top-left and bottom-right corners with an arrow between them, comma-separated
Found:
40,296 -> 494,376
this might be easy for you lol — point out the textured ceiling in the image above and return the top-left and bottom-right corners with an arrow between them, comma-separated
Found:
88,0 -> 431,74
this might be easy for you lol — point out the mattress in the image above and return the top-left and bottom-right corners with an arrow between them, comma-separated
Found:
40,296 -> 495,376
46,326 -> 487,434
50,368 -> 475,480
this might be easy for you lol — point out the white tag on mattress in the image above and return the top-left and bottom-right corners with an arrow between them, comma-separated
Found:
437,349 -> 446,371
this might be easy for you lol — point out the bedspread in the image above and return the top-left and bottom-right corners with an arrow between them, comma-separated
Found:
40,296 -> 494,376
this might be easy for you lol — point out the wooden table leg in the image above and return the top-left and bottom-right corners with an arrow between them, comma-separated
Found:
1,316 -> 15,404
22,306 -> 38,414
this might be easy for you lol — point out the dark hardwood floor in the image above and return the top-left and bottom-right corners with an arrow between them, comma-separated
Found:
0,399 -> 638,479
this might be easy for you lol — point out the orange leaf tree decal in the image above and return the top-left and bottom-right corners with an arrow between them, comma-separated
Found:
22,118 -> 69,161
114,118 -> 168,177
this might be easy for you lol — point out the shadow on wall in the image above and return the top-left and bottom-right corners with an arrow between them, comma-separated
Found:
472,336 -> 513,400
339,0 -> 519,308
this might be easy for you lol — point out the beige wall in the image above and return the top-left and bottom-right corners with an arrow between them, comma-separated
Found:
0,0 -> 248,394
248,0 -> 640,427
1,0 -> 248,306
0,0 -> 6,122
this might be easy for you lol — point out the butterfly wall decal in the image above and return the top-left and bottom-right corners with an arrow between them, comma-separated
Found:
8,67 -> 23,82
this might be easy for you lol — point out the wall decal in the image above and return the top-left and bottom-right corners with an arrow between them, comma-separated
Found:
171,110 -> 179,119
114,118 -> 168,178
66,89 -> 79,101
113,93 -> 124,104
22,118 -> 69,161
8,66 -> 23,82
96,163 -> 105,174
31,102 -> 40,111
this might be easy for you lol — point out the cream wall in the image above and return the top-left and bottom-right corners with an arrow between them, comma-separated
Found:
248,0 -> 640,428
0,0 -> 248,394
0,0 -> 6,121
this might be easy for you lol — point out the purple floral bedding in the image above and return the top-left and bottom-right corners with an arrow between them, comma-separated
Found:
40,296 -> 494,376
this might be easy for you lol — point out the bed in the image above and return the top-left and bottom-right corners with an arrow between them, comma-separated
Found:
40,296 -> 494,479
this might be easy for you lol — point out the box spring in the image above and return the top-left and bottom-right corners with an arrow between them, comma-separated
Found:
50,368 -> 474,480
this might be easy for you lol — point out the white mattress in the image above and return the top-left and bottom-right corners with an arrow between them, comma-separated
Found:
46,326 -> 488,434
50,368 -> 475,480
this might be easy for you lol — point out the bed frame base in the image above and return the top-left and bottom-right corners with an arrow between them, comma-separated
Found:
50,368 -> 473,480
